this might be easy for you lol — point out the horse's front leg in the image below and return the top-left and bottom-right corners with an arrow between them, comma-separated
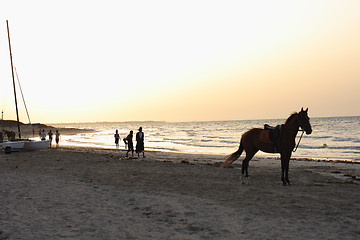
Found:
280,153 -> 291,186
281,169 -> 285,185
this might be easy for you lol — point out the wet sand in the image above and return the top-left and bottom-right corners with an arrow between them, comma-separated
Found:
0,146 -> 359,239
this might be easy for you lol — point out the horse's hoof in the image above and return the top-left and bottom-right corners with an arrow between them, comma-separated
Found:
222,164 -> 232,168
282,182 -> 287,186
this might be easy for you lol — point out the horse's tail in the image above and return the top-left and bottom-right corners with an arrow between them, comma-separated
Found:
222,141 -> 244,167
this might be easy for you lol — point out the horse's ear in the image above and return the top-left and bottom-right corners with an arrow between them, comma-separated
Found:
301,107 -> 304,112
305,108 -> 308,112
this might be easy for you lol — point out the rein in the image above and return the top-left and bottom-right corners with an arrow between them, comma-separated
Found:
293,130 -> 305,152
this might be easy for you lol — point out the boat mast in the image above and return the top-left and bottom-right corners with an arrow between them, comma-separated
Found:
6,20 -> 21,139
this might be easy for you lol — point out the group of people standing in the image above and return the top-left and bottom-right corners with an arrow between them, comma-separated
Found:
39,129 -> 60,148
114,127 -> 145,158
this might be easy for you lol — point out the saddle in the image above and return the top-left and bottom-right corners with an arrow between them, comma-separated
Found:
264,124 -> 282,142
264,124 -> 283,153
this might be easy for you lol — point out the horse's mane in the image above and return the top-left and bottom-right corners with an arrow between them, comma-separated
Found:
284,112 -> 298,124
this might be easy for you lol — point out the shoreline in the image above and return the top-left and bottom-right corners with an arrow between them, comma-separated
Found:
1,146 -> 360,239
51,143 -> 360,164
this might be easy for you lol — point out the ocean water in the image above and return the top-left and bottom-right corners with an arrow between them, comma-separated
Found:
52,116 -> 360,162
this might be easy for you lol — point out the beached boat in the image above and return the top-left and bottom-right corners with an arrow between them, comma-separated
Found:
1,20 -> 50,153
0,141 -> 25,153
23,140 -> 50,151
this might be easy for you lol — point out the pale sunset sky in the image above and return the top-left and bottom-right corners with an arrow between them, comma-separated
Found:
0,0 -> 359,123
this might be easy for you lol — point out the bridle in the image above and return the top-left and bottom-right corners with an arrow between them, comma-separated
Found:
293,114 -> 307,152
293,129 -> 304,152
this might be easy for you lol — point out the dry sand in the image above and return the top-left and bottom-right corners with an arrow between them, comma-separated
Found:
0,146 -> 359,239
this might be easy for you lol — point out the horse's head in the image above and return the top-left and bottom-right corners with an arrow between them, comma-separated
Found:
298,108 -> 312,134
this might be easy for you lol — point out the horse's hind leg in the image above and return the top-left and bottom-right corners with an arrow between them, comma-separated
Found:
241,150 -> 257,184
240,159 -> 249,184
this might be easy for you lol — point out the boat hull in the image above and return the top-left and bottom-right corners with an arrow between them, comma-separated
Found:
1,141 -> 25,153
23,140 -> 50,151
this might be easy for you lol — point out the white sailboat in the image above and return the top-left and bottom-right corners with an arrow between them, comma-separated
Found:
0,138 -> 50,153
0,140 -> 25,153
23,139 -> 51,151
1,20 -> 50,153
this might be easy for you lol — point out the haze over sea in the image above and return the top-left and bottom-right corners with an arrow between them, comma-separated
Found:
52,116 -> 360,163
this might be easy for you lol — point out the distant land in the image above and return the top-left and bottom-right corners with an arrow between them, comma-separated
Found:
50,120 -> 167,124
0,120 -> 92,137
1,119 -> 49,129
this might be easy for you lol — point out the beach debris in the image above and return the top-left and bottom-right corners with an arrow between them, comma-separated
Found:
344,174 -> 357,180
0,230 -> 10,239
322,143 -> 328,148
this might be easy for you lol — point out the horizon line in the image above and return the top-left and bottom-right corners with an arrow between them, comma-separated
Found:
44,114 -> 360,125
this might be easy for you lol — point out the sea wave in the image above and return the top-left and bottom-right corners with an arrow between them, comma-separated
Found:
311,136 -> 332,139
162,138 -> 190,142
300,144 -> 360,152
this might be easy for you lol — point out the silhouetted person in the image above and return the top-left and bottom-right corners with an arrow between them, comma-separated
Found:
124,130 -> 134,158
41,129 -> 46,141
136,127 -> 145,158
114,129 -> 120,148
55,130 -> 60,148
48,130 -> 53,147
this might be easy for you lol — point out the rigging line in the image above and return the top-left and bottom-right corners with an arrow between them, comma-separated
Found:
7,20 -> 21,139
14,67 -> 33,128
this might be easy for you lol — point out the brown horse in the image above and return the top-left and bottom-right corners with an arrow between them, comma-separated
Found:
222,108 -> 312,185
3,130 -> 16,141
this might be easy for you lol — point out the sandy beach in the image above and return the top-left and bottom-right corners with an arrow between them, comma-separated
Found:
0,146 -> 359,239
